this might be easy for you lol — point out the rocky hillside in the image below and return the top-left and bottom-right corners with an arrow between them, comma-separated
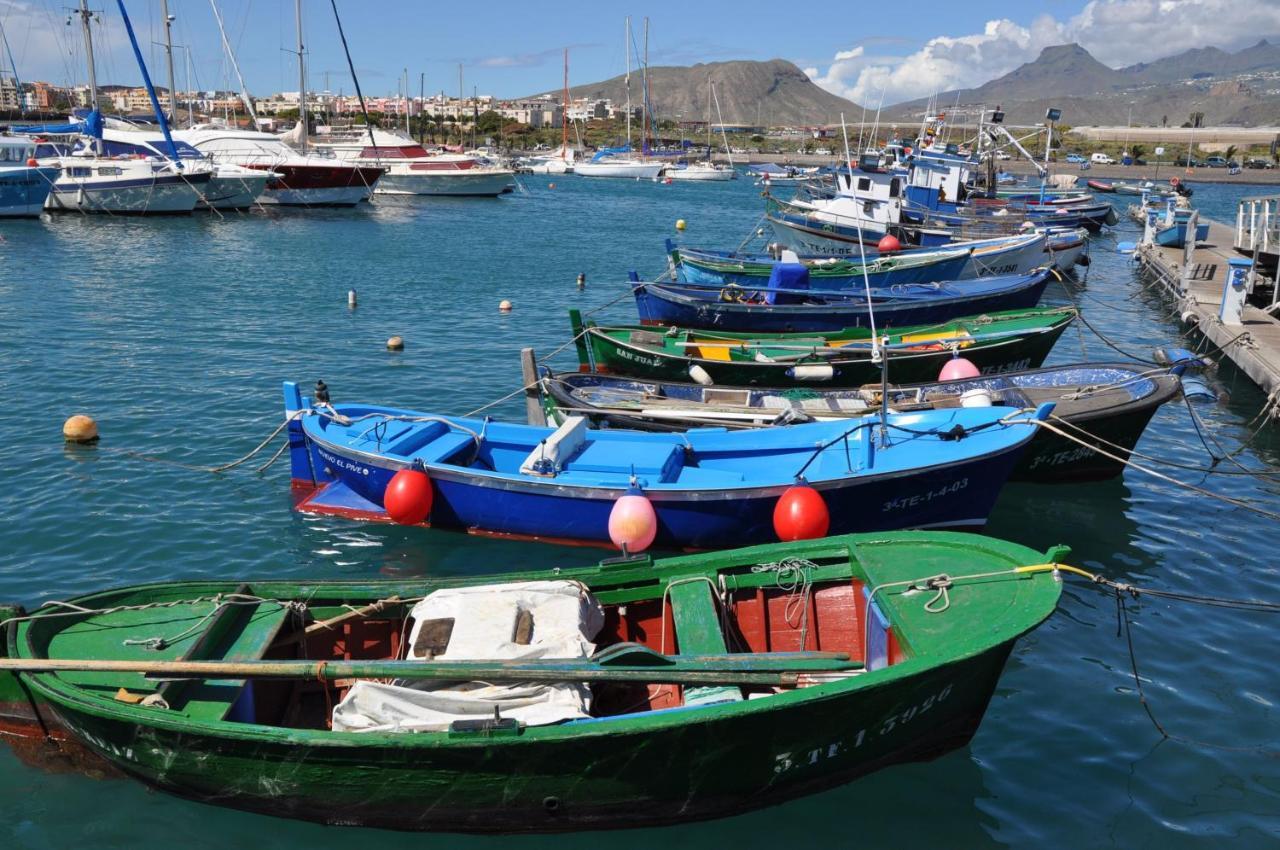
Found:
530,59 -> 864,126
882,41 -> 1280,126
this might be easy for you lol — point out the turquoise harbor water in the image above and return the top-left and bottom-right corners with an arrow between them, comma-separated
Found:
2,176 -> 1280,847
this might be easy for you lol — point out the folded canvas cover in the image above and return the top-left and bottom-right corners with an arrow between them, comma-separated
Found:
331,581 -> 605,733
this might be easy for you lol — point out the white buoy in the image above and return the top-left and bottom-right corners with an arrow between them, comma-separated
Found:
348,289 -> 357,308
576,273 -> 586,288
789,364 -> 835,381
387,335 -> 405,351
499,299 -> 513,312
688,364 -> 713,385
63,414 -> 99,443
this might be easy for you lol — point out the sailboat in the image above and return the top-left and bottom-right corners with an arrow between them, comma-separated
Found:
33,1 -> 210,214
524,49 -> 576,175
174,0 -> 383,207
667,77 -> 734,182
575,17 -> 663,180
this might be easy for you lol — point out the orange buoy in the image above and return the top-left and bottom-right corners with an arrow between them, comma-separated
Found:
26,158 -> 38,168
62,414 -> 99,444
548,182 -> 556,189
773,479 -> 829,541
608,486 -> 658,552
383,468 -> 433,525
877,235 -> 901,254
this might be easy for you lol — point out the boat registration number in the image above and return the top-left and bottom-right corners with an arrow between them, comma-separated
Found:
772,682 -> 954,774
881,478 -> 968,512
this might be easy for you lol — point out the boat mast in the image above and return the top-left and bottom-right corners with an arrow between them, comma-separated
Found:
712,80 -> 732,168
208,0 -> 260,130
74,0 -> 101,152
642,17 -> 649,154
562,48 -> 569,160
404,68 -> 410,136
294,0 -> 308,152
624,16 -> 631,150
161,0 -> 178,122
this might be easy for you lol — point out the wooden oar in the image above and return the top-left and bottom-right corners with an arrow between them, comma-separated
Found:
0,653 -> 864,687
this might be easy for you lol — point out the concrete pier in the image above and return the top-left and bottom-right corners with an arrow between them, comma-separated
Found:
1135,206 -> 1280,404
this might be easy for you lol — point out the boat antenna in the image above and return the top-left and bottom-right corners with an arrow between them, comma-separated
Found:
562,48 -> 569,160
160,0 -> 177,123
841,112 -> 887,434
207,0 -> 261,131
328,0 -> 379,167
418,71 -> 425,145
114,0 -> 181,166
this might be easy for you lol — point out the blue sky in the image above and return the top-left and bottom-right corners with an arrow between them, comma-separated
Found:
3,0 -> 1277,105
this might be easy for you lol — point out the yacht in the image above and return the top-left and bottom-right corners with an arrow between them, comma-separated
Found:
665,161 -> 734,181
99,122 -> 268,210
175,125 -> 384,206
308,128 -> 512,197
0,134 -> 59,216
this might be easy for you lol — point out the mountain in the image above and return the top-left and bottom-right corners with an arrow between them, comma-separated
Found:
528,59 -> 863,126
881,40 -> 1280,126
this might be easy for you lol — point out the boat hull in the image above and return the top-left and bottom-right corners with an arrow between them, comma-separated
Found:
633,270 -> 1056,333
374,169 -> 514,196
252,164 -> 382,206
199,170 -> 271,210
302,431 -> 1026,547
542,364 -> 1178,483
0,166 -> 58,216
666,166 -> 734,181
34,640 -> 1018,831
44,170 -> 209,215
575,161 -> 665,179
583,312 -> 1074,388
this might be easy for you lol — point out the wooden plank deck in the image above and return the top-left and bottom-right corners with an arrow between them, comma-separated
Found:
1135,215 -> 1280,402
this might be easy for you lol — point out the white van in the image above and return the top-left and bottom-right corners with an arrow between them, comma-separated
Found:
1090,152 -> 1116,165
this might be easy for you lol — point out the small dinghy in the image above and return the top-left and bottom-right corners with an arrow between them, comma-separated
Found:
539,362 -> 1182,483
0,531 -> 1067,831
573,306 -> 1078,388
283,382 -> 1052,548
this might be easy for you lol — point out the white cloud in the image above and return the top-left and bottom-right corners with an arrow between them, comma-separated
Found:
805,0 -> 1280,105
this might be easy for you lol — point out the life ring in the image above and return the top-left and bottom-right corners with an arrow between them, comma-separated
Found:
1169,177 -> 1180,187
719,284 -> 745,303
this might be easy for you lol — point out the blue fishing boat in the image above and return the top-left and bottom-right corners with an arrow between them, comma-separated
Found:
0,134 -> 58,216
284,382 -> 1050,550
630,266 -> 1058,333
1153,210 -> 1210,248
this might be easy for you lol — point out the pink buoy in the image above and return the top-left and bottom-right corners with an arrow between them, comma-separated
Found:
383,468 -> 433,525
876,235 -> 901,254
938,357 -> 981,381
608,485 -> 658,553
772,479 -> 830,542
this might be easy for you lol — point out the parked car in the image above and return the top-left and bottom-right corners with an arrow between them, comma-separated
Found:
994,151 -> 1012,160
1204,156 -> 1229,168
1246,158 -> 1276,169
1181,156 -> 1203,168
1090,152 -> 1116,165
1065,153 -> 1087,164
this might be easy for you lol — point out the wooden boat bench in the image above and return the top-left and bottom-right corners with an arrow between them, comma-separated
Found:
380,421 -> 477,464
667,579 -> 744,707
155,585 -> 293,723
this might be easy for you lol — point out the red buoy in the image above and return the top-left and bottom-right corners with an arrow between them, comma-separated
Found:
877,235 -> 901,254
773,480 -> 830,541
26,158 -> 38,168
383,468 -> 433,525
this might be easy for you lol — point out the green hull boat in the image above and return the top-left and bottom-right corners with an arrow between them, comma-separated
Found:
1,533 -> 1065,832
572,306 -> 1077,388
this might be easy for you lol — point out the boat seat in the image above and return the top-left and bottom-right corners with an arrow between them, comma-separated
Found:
520,416 -> 588,477
156,588 -> 292,723
386,421 -> 477,464
668,578 -> 743,707
565,440 -> 685,482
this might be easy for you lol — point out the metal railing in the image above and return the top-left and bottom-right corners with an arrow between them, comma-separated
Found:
1236,195 -> 1280,257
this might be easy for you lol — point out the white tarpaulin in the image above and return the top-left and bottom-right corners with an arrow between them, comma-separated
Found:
331,581 -> 605,733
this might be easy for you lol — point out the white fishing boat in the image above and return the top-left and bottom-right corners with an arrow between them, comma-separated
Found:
307,128 -> 512,197
0,134 -> 59,216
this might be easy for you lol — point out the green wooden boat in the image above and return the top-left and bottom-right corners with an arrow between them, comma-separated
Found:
0,532 -> 1066,832
571,306 -> 1077,388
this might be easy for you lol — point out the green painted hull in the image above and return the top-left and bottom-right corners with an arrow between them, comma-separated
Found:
7,532 -> 1064,832
578,307 -> 1077,388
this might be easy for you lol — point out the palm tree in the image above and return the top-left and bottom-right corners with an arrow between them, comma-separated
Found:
1130,144 -> 1146,162
1224,145 -> 1239,165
